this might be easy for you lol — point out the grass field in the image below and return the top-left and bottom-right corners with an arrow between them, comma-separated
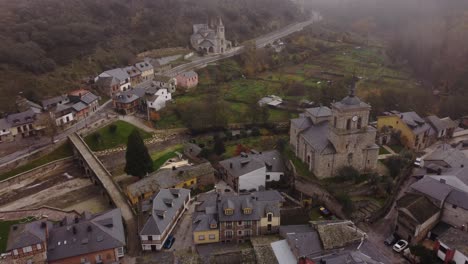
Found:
0,142 -> 73,181
151,144 -> 183,171
84,120 -> 152,151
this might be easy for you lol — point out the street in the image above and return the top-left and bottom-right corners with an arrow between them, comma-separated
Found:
170,200 -> 196,252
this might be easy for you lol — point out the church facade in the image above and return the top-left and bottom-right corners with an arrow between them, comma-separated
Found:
290,86 -> 379,179
190,18 -> 232,55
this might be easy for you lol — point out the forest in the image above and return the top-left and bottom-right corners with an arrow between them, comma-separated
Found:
0,0 -> 304,112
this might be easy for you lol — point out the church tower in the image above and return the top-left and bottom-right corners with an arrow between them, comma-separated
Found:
328,78 -> 373,165
216,17 -> 225,40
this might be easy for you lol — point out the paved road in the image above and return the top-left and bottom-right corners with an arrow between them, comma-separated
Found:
0,100 -> 112,167
170,200 -> 196,252
165,11 -> 322,77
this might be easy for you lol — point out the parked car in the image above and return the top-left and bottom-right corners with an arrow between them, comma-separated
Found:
384,233 -> 399,246
393,240 -> 408,253
319,206 -> 331,216
414,157 -> 423,167
163,235 -> 175,249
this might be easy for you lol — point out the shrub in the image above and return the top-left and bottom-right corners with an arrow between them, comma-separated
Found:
251,127 -> 260,137
92,132 -> 101,143
336,166 -> 360,182
336,193 -> 354,216
108,124 -> 117,134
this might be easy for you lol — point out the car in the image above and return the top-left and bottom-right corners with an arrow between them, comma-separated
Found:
384,233 -> 399,246
414,157 -> 423,167
393,239 -> 408,253
319,206 -> 331,216
163,235 -> 175,249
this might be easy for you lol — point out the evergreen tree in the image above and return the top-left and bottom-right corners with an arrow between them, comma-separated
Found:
213,135 -> 226,155
125,129 -> 153,178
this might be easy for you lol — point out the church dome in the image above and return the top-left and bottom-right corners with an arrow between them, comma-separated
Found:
340,95 -> 362,105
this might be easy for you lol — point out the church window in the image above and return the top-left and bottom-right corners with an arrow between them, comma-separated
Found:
307,155 -> 311,164
334,117 -> 337,128
357,117 -> 362,129
346,119 -> 351,130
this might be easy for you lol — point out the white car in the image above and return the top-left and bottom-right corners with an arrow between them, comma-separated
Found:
414,157 -> 423,167
393,240 -> 409,253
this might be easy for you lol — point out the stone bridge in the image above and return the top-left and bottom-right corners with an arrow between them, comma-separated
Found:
68,133 -> 139,255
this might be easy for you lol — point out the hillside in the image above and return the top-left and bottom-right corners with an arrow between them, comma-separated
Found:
0,0 -> 305,113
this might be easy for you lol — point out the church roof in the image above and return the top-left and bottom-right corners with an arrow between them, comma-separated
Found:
306,106 -> 331,118
301,121 -> 336,154
332,79 -> 370,110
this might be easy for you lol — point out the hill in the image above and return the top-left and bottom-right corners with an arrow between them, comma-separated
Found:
0,0 -> 305,113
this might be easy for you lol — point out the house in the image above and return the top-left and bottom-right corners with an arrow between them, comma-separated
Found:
377,111 -> 433,151
134,61 -> 154,82
153,75 -> 177,93
4,221 -> 51,264
0,118 -> 12,142
41,95 -> 70,110
258,95 -> 283,107
411,176 -> 468,228
290,82 -> 379,179
192,190 -> 284,245
16,95 -> 42,113
425,115 -> 458,140
95,68 -> 131,97
219,150 -> 285,192
176,71 -> 198,89
126,162 -> 215,205
6,109 -> 45,139
47,209 -> 126,263
184,143 -> 203,161
52,104 -> 74,127
68,90 -> 100,121
395,193 -> 441,244
190,18 -> 232,54
113,91 -> 141,115
423,144 -> 467,170
144,57 -> 172,75
140,188 -> 191,251
270,221 -> 384,264
123,65 -> 142,86
434,227 -> 468,264
193,193 -> 220,245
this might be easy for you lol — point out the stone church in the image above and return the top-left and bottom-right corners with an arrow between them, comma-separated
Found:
190,18 -> 232,54
290,84 -> 379,179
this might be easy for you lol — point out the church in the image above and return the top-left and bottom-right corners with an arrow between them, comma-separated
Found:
289,83 -> 379,179
190,18 -> 232,55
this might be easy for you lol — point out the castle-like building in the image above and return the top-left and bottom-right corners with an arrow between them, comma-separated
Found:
290,83 -> 379,179
190,18 -> 232,55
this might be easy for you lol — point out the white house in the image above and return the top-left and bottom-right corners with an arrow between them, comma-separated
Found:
140,188 -> 191,251
147,88 -> 172,112
436,227 -> 468,264
219,150 -> 285,192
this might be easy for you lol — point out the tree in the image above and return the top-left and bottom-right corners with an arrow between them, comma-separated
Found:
276,138 -> 287,152
213,135 -> 225,155
37,112 -> 58,143
108,124 -> 117,134
124,129 -> 153,178
336,166 -> 360,182
336,193 -> 354,217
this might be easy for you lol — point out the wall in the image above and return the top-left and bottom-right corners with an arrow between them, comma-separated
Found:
238,167 -> 266,191
259,215 -> 280,234
48,248 -> 118,264
193,230 -> 220,244
377,115 -> 417,149
6,242 -> 47,264
442,203 -> 468,228
219,220 -> 259,242
266,172 -> 283,182
453,250 -> 468,264
56,112 -> 74,126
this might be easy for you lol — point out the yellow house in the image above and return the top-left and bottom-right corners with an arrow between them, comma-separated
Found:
377,111 -> 433,151
260,211 -> 281,234
126,163 -> 214,205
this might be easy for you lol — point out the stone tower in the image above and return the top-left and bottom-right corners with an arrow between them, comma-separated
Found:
216,17 -> 225,40
328,78 -> 375,169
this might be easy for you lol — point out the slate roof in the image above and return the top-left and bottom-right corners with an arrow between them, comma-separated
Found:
154,75 -> 172,83
217,192 -> 281,222
410,176 -> 453,203
286,231 -> 323,257
124,65 -> 142,77
301,121 -> 336,155
291,117 -> 313,130
41,95 -> 69,109
446,189 -> 468,210
47,208 -> 125,261
305,106 -> 331,118
72,102 -> 88,112
397,193 -> 440,224
81,92 -> 99,105
135,61 -> 153,72
331,95 -> 370,110
192,211 -> 218,232
0,118 -> 12,131
426,115 -> 457,132
113,91 -> 140,104
438,227 -> 468,256
219,150 -> 285,178
179,71 -> 197,79
6,109 -> 36,126
391,111 -> 432,135
6,220 -> 52,251
184,143 -> 202,157
102,68 -> 130,82
428,166 -> 468,187
424,144 -> 468,169
140,188 -> 190,236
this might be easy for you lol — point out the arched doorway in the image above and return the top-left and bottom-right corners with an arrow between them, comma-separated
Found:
209,46 -> 214,53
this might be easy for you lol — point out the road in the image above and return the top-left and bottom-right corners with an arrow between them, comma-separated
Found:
168,199 -> 196,252
164,11 -> 322,77
0,100 -> 113,167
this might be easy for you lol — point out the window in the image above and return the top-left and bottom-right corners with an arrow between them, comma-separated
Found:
13,249 -> 18,255
117,247 -> 124,257
238,221 -> 243,226
266,175 -> 270,180
346,119 -> 351,130
81,257 -> 88,263
226,222 -> 233,229
439,245 -> 447,254
225,231 -> 233,239
198,235 -> 205,240
243,208 -> 252,214
148,235 -> 153,241
334,117 -> 337,128
267,213 -> 273,222
238,230 -> 242,235
244,220 -> 252,228
209,234 -> 216,240
225,209 -> 234,215
357,117 -> 362,129
23,246 -> 33,253
244,230 -> 252,237
267,224 -> 272,231
37,243 -> 42,250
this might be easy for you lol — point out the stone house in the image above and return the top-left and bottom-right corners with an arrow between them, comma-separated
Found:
123,65 -> 142,86
95,68 -> 131,97
176,71 -> 198,89
219,150 -> 285,192
5,109 -> 45,139
41,95 -> 70,111
377,111 -> 433,151
140,188 -> 191,251
395,193 -> 440,244
135,61 -> 154,82
113,91 -> 141,115
190,18 -> 232,54
192,190 -> 284,245
290,84 -> 379,179
425,115 -> 458,140
153,75 -> 177,93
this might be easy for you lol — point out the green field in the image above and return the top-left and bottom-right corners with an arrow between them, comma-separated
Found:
151,144 -> 183,171
84,120 -> 152,151
0,143 -> 73,181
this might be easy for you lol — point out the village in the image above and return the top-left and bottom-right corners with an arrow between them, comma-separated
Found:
1,9 -> 468,264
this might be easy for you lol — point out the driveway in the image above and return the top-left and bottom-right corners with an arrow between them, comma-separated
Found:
170,200 -> 196,252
